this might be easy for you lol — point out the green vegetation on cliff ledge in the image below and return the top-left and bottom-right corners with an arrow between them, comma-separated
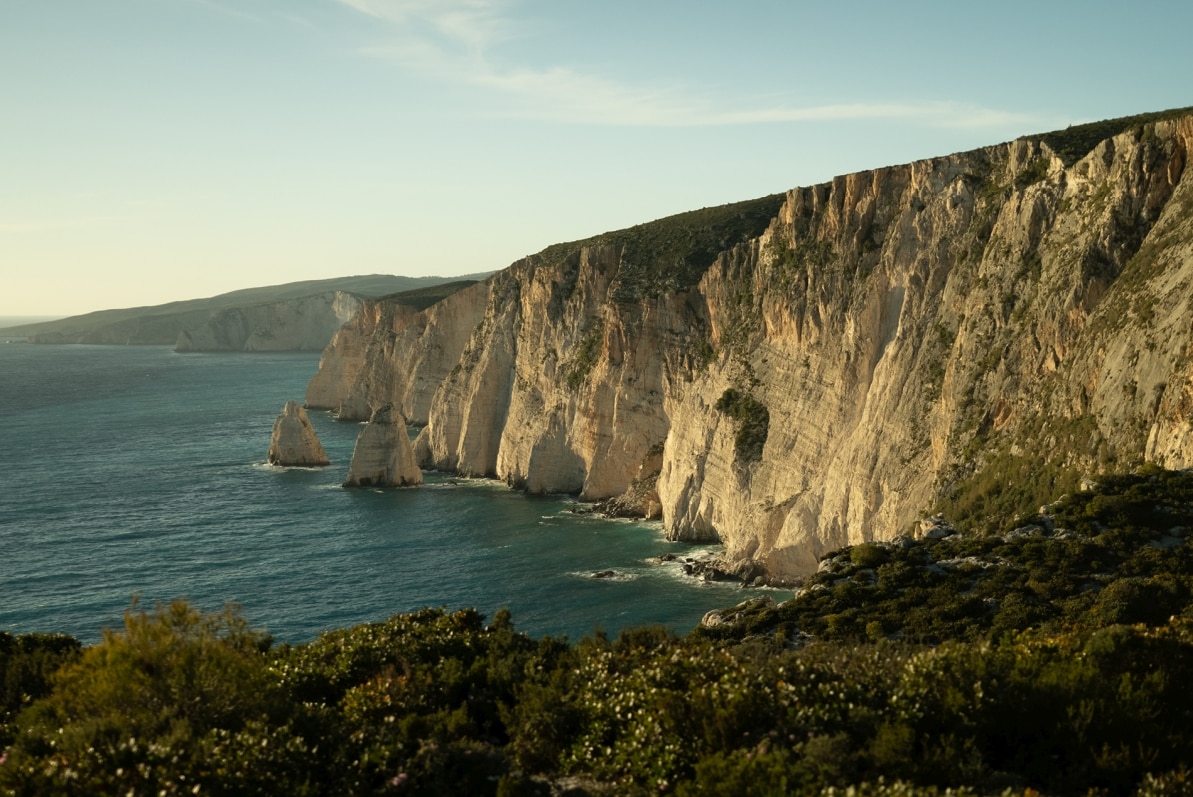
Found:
3,469 -> 1193,795
715,387 -> 770,463
561,319 -> 605,390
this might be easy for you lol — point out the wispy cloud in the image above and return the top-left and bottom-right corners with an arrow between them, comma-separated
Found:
335,0 -> 513,49
332,0 -> 1038,130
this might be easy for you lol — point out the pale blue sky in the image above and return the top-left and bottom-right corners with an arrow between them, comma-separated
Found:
2,0 -> 1189,316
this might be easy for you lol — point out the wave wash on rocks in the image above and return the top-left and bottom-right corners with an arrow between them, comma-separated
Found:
307,110 -> 1193,582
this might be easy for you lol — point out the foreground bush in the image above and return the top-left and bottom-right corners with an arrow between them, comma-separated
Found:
3,468 -> 1193,795
0,632 -> 80,749
5,607 -> 1193,795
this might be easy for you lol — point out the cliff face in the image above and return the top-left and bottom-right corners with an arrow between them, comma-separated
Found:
175,292 -> 362,352
309,112 -> 1193,581
305,283 -> 490,421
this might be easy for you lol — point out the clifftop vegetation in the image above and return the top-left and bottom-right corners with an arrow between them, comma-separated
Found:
3,467 -> 1193,795
526,194 -> 786,301
376,279 -> 480,312
1029,105 -> 1193,166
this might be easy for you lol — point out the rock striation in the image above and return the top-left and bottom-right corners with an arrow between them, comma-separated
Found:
268,400 -> 330,467
308,109 -> 1193,581
343,404 -> 423,488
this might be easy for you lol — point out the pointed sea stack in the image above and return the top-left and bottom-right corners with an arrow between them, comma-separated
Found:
343,403 -> 423,488
267,400 -> 330,467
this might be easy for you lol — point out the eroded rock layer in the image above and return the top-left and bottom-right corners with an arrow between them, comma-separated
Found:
309,112 -> 1193,581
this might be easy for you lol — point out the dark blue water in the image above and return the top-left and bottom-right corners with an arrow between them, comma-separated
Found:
0,344 -> 746,644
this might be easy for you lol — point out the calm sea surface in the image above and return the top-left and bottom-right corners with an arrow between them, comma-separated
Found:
0,344 -> 748,644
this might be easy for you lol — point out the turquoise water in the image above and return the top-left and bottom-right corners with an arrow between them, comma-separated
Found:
0,344 -> 746,644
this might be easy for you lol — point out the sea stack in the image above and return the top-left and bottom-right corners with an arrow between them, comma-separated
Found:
267,400 -> 330,467
343,403 -> 423,488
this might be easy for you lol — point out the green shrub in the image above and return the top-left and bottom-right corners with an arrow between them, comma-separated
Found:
851,543 -> 890,570
0,633 -> 80,748
0,600 -> 303,795
1013,156 -> 1050,190
715,388 -> 770,464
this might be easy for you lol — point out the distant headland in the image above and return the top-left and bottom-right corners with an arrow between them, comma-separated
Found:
0,274 -> 489,351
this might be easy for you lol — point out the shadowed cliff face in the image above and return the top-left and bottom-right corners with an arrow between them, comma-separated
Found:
308,114 -> 1193,581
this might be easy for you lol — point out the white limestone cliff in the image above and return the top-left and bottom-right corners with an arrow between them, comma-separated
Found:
343,404 -> 423,488
268,400 -> 330,467
309,114 -> 1193,582
306,284 -> 489,422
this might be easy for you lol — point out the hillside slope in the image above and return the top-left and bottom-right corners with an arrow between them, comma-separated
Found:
309,109 -> 1193,582
1,274 -> 488,350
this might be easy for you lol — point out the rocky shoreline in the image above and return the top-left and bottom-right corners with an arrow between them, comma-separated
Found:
566,499 -> 802,589
645,552 -> 799,589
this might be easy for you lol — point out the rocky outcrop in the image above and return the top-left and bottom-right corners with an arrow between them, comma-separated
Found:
267,400 -> 330,467
343,404 -> 423,488
176,292 -> 362,352
309,110 -> 1193,581
595,446 -> 664,519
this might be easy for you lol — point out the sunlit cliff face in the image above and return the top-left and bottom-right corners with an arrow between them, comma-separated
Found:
309,116 -> 1193,581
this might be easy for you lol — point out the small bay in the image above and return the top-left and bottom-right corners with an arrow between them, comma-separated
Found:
0,344 -> 748,644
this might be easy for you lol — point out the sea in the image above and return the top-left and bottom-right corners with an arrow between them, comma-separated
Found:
0,342 -> 752,645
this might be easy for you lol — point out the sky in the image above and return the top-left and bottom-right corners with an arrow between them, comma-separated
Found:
2,1 -> 1190,317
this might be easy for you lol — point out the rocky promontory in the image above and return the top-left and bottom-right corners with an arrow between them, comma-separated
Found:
267,400 -> 330,467
343,404 -> 423,488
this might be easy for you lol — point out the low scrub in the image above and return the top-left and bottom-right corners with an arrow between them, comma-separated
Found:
3,469 -> 1193,795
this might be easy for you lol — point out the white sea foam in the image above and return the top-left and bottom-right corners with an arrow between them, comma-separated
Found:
569,570 -> 639,582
